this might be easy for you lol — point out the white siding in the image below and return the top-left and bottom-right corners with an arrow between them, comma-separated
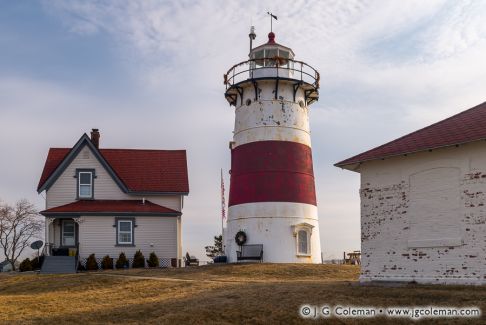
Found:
359,141 -> 486,285
45,146 -> 182,211
48,220 -> 61,247
78,216 -> 178,259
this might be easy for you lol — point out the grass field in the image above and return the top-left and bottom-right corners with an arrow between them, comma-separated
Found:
0,264 -> 484,324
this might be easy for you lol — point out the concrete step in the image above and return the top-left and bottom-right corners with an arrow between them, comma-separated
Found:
41,256 -> 76,274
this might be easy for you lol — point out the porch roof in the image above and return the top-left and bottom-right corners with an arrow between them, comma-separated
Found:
40,200 -> 181,217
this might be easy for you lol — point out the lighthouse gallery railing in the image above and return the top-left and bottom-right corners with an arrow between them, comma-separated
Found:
224,58 -> 320,90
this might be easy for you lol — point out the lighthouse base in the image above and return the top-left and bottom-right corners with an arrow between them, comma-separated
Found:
225,202 -> 322,264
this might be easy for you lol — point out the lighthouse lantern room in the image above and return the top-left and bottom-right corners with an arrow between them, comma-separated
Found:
223,26 -> 322,263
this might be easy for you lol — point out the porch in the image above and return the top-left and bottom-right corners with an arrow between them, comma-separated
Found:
45,217 -> 80,257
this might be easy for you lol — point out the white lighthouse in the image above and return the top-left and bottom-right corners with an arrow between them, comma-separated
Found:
223,27 -> 322,263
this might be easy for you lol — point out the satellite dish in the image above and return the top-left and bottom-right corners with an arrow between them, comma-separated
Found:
30,240 -> 44,250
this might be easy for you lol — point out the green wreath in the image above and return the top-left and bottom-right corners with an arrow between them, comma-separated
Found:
235,231 -> 247,246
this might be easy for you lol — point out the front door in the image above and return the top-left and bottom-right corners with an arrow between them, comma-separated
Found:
61,220 -> 76,247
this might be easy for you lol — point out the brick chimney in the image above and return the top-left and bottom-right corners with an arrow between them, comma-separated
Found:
90,128 -> 100,148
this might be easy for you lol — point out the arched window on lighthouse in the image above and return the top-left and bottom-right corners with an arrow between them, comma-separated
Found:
298,230 -> 308,255
292,223 -> 314,257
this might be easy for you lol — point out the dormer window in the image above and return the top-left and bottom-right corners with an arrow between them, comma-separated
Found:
76,169 -> 95,199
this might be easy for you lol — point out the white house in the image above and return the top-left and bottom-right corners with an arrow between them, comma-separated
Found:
336,101 -> 486,285
37,129 -> 189,272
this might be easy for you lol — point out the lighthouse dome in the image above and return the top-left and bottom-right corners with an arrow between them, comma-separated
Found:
249,32 -> 295,69
224,30 -> 319,107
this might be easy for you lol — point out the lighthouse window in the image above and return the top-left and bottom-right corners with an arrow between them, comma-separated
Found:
298,230 -> 309,255
254,50 -> 264,67
279,50 -> 290,67
293,223 -> 313,257
265,49 -> 277,67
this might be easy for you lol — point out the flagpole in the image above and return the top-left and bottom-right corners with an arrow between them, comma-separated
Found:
221,168 -> 225,249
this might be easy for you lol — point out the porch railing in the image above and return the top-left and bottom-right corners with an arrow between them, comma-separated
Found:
75,242 -> 80,270
41,243 -> 53,256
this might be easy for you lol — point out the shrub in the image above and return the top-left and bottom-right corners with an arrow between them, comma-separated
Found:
116,252 -> 129,269
101,255 -> 114,270
77,261 -> 86,272
147,252 -> 159,268
132,250 -> 145,268
30,257 -> 41,270
86,254 -> 98,271
19,258 -> 32,272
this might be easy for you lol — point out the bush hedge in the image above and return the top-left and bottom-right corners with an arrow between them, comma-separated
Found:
132,250 -> 145,268
147,252 -> 159,268
30,257 -> 41,270
116,252 -> 128,269
86,254 -> 98,271
19,258 -> 32,272
101,255 -> 113,270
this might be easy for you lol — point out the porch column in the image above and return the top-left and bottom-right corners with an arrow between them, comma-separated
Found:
72,217 -> 85,256
45,218 -> 55,256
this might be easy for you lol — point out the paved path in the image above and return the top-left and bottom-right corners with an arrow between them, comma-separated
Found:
91,272 -> 351,284
91,273 -> 277,284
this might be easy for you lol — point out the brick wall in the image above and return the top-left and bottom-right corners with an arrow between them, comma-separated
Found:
359,142 -> 486,285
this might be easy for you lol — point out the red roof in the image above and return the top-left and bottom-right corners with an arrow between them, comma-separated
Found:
251,32 -> 294,56
336,101 -> 486,167
40,200 -> 179,215
38,148 -> 70,191
37,147 -> 189,193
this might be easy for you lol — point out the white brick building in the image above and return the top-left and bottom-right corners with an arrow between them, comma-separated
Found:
336,102 -> 486,285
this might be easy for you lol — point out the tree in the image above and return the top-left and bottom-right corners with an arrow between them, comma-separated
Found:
205,234 -> 223,258
0,199 -> 42,271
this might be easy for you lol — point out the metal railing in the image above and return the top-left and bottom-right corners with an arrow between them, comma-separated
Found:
42,243 -> 53,256
224,58 -> 320,90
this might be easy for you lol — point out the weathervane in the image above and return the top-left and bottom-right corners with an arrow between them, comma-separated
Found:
267,12 -> 278,32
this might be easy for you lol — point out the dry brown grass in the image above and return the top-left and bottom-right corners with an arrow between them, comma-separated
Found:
107,262 -> 359,281
0,264 -> 484,325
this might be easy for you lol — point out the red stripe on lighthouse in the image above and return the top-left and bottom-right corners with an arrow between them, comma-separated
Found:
229,141 -> 317,206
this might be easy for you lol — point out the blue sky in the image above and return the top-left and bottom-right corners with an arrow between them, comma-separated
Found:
2,0 -> 486,261
1,2 -> 122,92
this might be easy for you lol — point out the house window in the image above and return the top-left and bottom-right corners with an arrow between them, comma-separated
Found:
292,223 -> 314,257
117,219 -> 134,245
77,169 -> 94,199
